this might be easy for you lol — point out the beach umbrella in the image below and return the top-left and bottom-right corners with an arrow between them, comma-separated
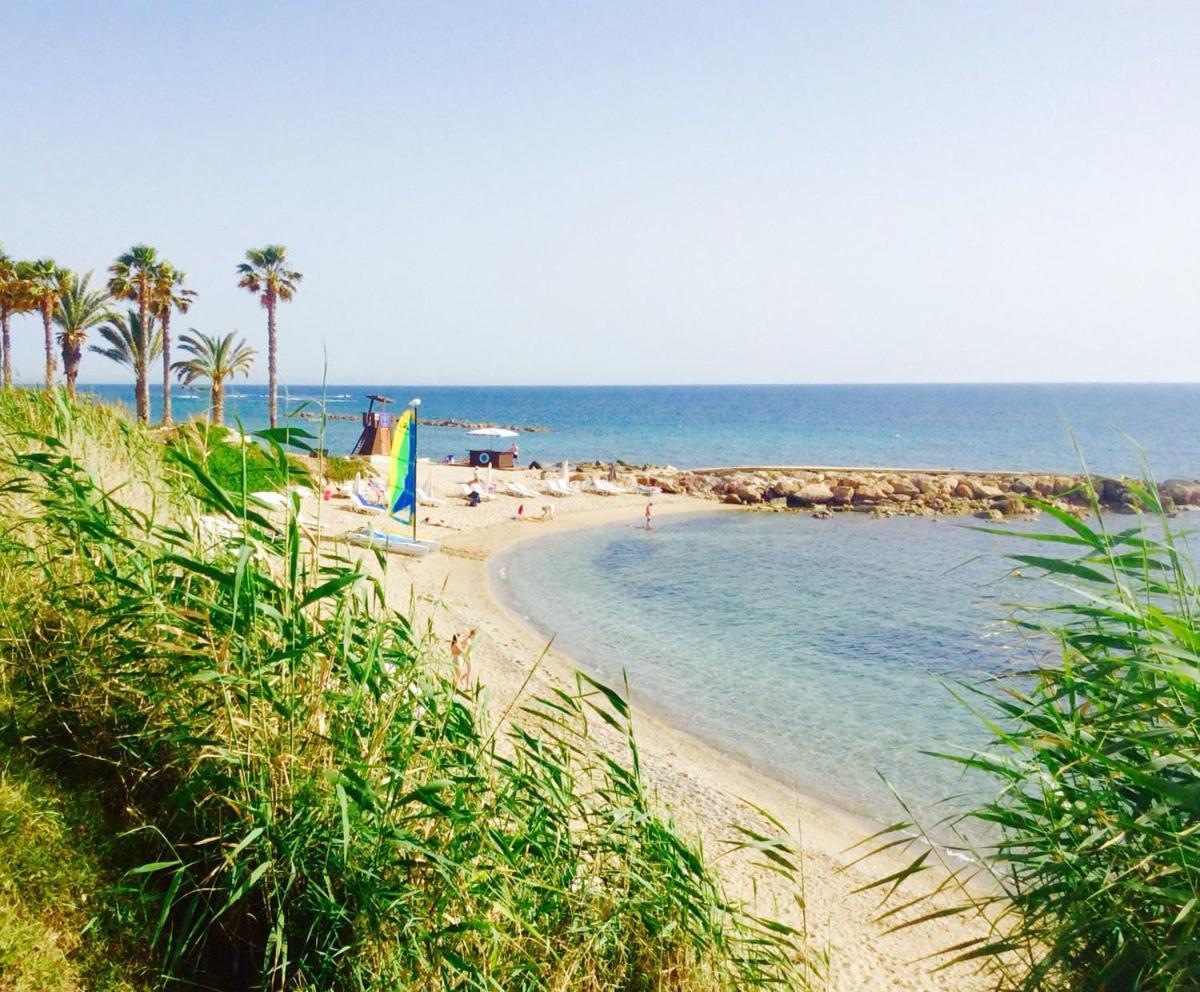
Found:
465,427 -> 519,439
561,460 -> 569,482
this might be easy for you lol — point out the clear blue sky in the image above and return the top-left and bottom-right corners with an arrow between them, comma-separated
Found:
4,2 -> 1198,385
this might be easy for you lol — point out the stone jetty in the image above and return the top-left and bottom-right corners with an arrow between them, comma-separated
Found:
611,465 -> 1200,519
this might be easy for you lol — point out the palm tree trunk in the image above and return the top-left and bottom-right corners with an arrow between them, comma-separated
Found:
136,294 -> 149,422
267,291 -> 278,429
42,303 -> 56,391
212,380 -> 224,426
161,308 -> 172,426
1,309 -> 10,388
62,340 -> 81,400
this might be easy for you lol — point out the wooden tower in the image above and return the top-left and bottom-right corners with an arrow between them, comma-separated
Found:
351,394 -> 395,456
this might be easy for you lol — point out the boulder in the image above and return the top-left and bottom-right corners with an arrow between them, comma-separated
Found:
970,481 -> 1005,499
786,482 -> 835,507
1162,480 -> 1200,506
1009,476 -> 1039,494
854,483 -> 886,502
830,485 -> 855,504
889,477 -> 920,497
955,482 -> 974,499
975,508 -> 1004,521
993,494 -> 1026,516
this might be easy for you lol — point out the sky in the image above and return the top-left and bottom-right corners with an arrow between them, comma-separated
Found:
3,1 -> 1199,385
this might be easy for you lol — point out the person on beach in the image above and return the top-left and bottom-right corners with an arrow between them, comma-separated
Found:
451,629 -> 477,689
644,500 -> 653,529
517,503 -> 525,520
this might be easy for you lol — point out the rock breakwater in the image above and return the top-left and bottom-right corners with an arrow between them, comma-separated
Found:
616,466 -> 1200,519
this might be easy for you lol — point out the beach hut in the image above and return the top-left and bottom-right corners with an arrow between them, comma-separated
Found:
466,427 -> 519,469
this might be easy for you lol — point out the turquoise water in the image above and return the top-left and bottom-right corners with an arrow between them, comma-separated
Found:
494,511 -> 1070,826
81,382 -> 1200,478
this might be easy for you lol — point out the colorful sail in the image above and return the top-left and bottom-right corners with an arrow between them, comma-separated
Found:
386,407 -> 417,522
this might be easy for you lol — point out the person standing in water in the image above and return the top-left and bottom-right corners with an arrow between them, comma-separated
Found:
644,500 -> 653,530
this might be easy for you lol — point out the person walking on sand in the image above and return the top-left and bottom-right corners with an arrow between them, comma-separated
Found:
644,499 -> 653,530
451,629 -> 477,689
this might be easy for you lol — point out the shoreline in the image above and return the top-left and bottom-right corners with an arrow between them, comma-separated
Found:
302,464 -> 993,991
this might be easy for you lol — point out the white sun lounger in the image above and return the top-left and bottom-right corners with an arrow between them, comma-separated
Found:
542,479 -> 577,497
416,487 -> 446,507
497,480 -> 539,498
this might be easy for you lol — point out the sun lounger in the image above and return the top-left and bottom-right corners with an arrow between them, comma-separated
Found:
592,479 -> 627,496
416,487 -> 446,507
542,479 -> 577,497
497,480 -> 540,498
636,484 -> 662,495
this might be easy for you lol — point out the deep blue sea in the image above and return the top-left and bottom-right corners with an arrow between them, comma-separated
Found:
81,382 -> 1200,478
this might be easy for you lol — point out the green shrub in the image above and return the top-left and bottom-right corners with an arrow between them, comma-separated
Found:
170,420 -> 314,494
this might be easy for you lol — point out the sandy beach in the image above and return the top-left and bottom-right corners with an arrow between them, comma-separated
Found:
295,462 -> 992,992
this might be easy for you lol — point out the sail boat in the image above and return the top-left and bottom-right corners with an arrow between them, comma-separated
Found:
348,398 -> 441,556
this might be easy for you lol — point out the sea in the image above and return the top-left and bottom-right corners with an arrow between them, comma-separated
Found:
82,381 -> 1199,829
81,381 -> 1200,478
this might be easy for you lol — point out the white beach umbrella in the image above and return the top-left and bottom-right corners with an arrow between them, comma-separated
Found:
465,427 -> 519,439
561,459 -> 569,482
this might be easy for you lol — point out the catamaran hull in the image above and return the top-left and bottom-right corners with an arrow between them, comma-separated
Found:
348,529 -> 437,557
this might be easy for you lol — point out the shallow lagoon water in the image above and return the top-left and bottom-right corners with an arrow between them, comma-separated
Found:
494,511 -> 1070,825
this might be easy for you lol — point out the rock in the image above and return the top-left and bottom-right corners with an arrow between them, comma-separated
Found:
787,482 -> 835,506
765,478 -> 800,498
1100,478 -> 1133,506
722,493 -> 742,505
1009,476 -> 1039,494
890,493 -> 912,503
993,494 -> 1026,516
854,483 -> 886,502
811,506 -> 833,519
1162,480 -> 1200,506
955,482 -> 974,499
970,481 -> 1005,499
888,477 -> 920,497
830,485 -> 855,504
975,508 -> 1004,521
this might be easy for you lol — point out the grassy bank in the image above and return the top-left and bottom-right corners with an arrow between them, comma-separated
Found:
0,390 -> 819,991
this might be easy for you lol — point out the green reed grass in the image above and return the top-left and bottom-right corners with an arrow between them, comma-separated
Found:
858,480 -> 1200,991
0,391 -> 820,991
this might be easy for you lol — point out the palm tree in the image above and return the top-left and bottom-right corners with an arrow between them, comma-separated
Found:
107,245 -> 160,422
23,259 -> 67,391
53,271 -> 113,399
172,330 -> 256,426
90,310 -> 163,386
150,264 -> 197,426
236,245 -> 301,428
0,247 -> 35,388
